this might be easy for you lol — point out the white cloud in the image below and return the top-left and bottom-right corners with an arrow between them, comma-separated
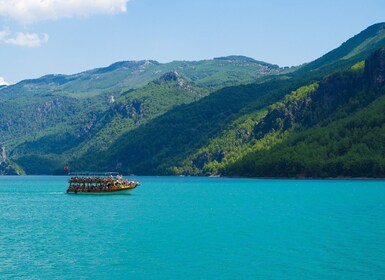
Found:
0,28 -> 10,40
0,77 -> 9,86
4,32 -> 49,47
0,0 -> 129,23
0,29 -> 48,47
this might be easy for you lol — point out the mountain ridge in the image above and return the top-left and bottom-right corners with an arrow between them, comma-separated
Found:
296,22 -> 385,75
1,23 -> 385,176
1,55 -> 280,96
75,23 -> 385,176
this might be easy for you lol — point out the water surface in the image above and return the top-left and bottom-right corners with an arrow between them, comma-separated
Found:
1,176 -> 385,279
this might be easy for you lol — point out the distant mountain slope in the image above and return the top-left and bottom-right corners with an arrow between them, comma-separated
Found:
0,56 -> 280,99
181,48 -> 385,177
71,77 -> 301,174
3,23 -> 385,176
11,72 -> 209,174
296,22 -> 385,76
69,23 -> 385,177
0,56 -> 280,174
67,72 -> 208,159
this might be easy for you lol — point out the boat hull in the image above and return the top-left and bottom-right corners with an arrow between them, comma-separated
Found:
66,187 -> 137,195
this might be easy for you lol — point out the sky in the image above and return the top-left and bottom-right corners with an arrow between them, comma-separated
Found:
0,0 -> 384,85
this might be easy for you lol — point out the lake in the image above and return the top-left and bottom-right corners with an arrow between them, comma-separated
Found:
1,176 -> 385,279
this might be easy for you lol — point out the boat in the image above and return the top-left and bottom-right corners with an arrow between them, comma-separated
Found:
66,172 -> 140,194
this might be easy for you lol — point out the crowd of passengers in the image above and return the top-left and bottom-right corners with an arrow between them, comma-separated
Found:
69,175 -> 124,184
67,184 -> 112,192
68,175 -> 134,191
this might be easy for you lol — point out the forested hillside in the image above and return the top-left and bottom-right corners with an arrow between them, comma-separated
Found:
72,77 -> 302,174
72,23 -> 385,178
11,72 -> 209,174
195,49 -> 385,178
1,23 -> 385,177
0,57 -> 279,174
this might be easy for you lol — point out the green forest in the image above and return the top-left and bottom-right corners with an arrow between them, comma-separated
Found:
1,23 -> 385,178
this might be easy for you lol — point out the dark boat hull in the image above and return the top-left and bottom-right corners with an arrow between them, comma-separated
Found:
67,186 -> 137,195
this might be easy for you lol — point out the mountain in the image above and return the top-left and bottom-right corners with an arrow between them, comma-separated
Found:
0,56 -> 280,99
294,22 -> 385,76
0,56 -> 280,174
8,72 -> 209,174
70,23 -> 385,177
71,77 -> 301,174
2,23 -> 385,177
224,48 -> 385,177
178,48 -> 385,178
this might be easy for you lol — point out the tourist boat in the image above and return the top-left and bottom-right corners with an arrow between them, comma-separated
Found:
66,172 -> 140,194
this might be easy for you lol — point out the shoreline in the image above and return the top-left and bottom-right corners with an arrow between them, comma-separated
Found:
218,175 -> 385,181
3,174 -> 385,181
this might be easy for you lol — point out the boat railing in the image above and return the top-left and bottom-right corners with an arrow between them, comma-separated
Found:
68,172 -> 120,176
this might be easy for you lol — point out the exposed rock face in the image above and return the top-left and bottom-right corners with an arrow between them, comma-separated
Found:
36,98 -> 64,117
159,71 -> 186,87
107,94 -> 115,104
115,99 -> 144,119
76,113 -> 98,136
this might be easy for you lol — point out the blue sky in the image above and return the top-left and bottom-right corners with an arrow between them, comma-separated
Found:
0,0 -> 384,84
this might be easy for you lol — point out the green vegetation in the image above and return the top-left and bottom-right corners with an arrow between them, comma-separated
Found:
173,83 -> 319,175
293,22 -> 385,77
1,23 -> 385,178
70,73 -> 209,158
174,47 -> 385,178
0,56 -> 280,99
8,73 -> 209,173
227,94 -> 385,178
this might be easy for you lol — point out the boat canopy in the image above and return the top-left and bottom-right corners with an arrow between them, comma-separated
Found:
68,172 -> 120,177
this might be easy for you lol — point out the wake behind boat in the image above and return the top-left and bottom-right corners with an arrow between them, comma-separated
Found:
66,172 -> 140,194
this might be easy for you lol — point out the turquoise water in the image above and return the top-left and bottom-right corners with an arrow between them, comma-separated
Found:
1,176 -> 385,279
